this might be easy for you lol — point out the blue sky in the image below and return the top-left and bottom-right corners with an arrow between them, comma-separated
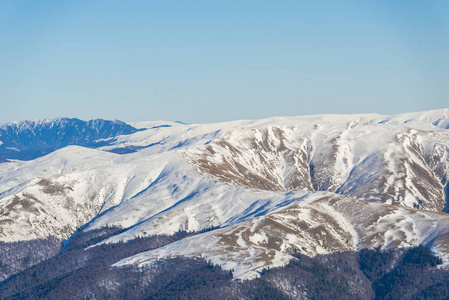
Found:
1,1 -> 448,124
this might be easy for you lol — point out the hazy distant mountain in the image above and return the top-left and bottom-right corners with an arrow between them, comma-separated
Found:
0,117 -> 139,162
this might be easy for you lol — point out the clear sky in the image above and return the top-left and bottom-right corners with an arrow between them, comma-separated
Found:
1,1 -> 448,124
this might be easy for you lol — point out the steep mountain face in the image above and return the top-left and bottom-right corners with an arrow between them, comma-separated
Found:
183,126 -> 314,192
184,121 -> 448,211
1,110 -> 449,284
0,118 -> 139,162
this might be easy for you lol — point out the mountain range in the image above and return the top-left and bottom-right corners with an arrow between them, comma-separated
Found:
1,109 -> 449,298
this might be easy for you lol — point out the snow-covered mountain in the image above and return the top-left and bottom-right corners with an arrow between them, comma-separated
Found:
1,109 -> 449,280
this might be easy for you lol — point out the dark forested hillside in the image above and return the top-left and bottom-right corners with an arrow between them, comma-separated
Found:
0,237 -> 61,282
1,228 -> 449,300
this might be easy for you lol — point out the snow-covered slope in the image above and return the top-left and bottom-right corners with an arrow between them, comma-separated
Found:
114,192 -> 449,279
0,146 -> 167,241
1,110 -> 449,279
